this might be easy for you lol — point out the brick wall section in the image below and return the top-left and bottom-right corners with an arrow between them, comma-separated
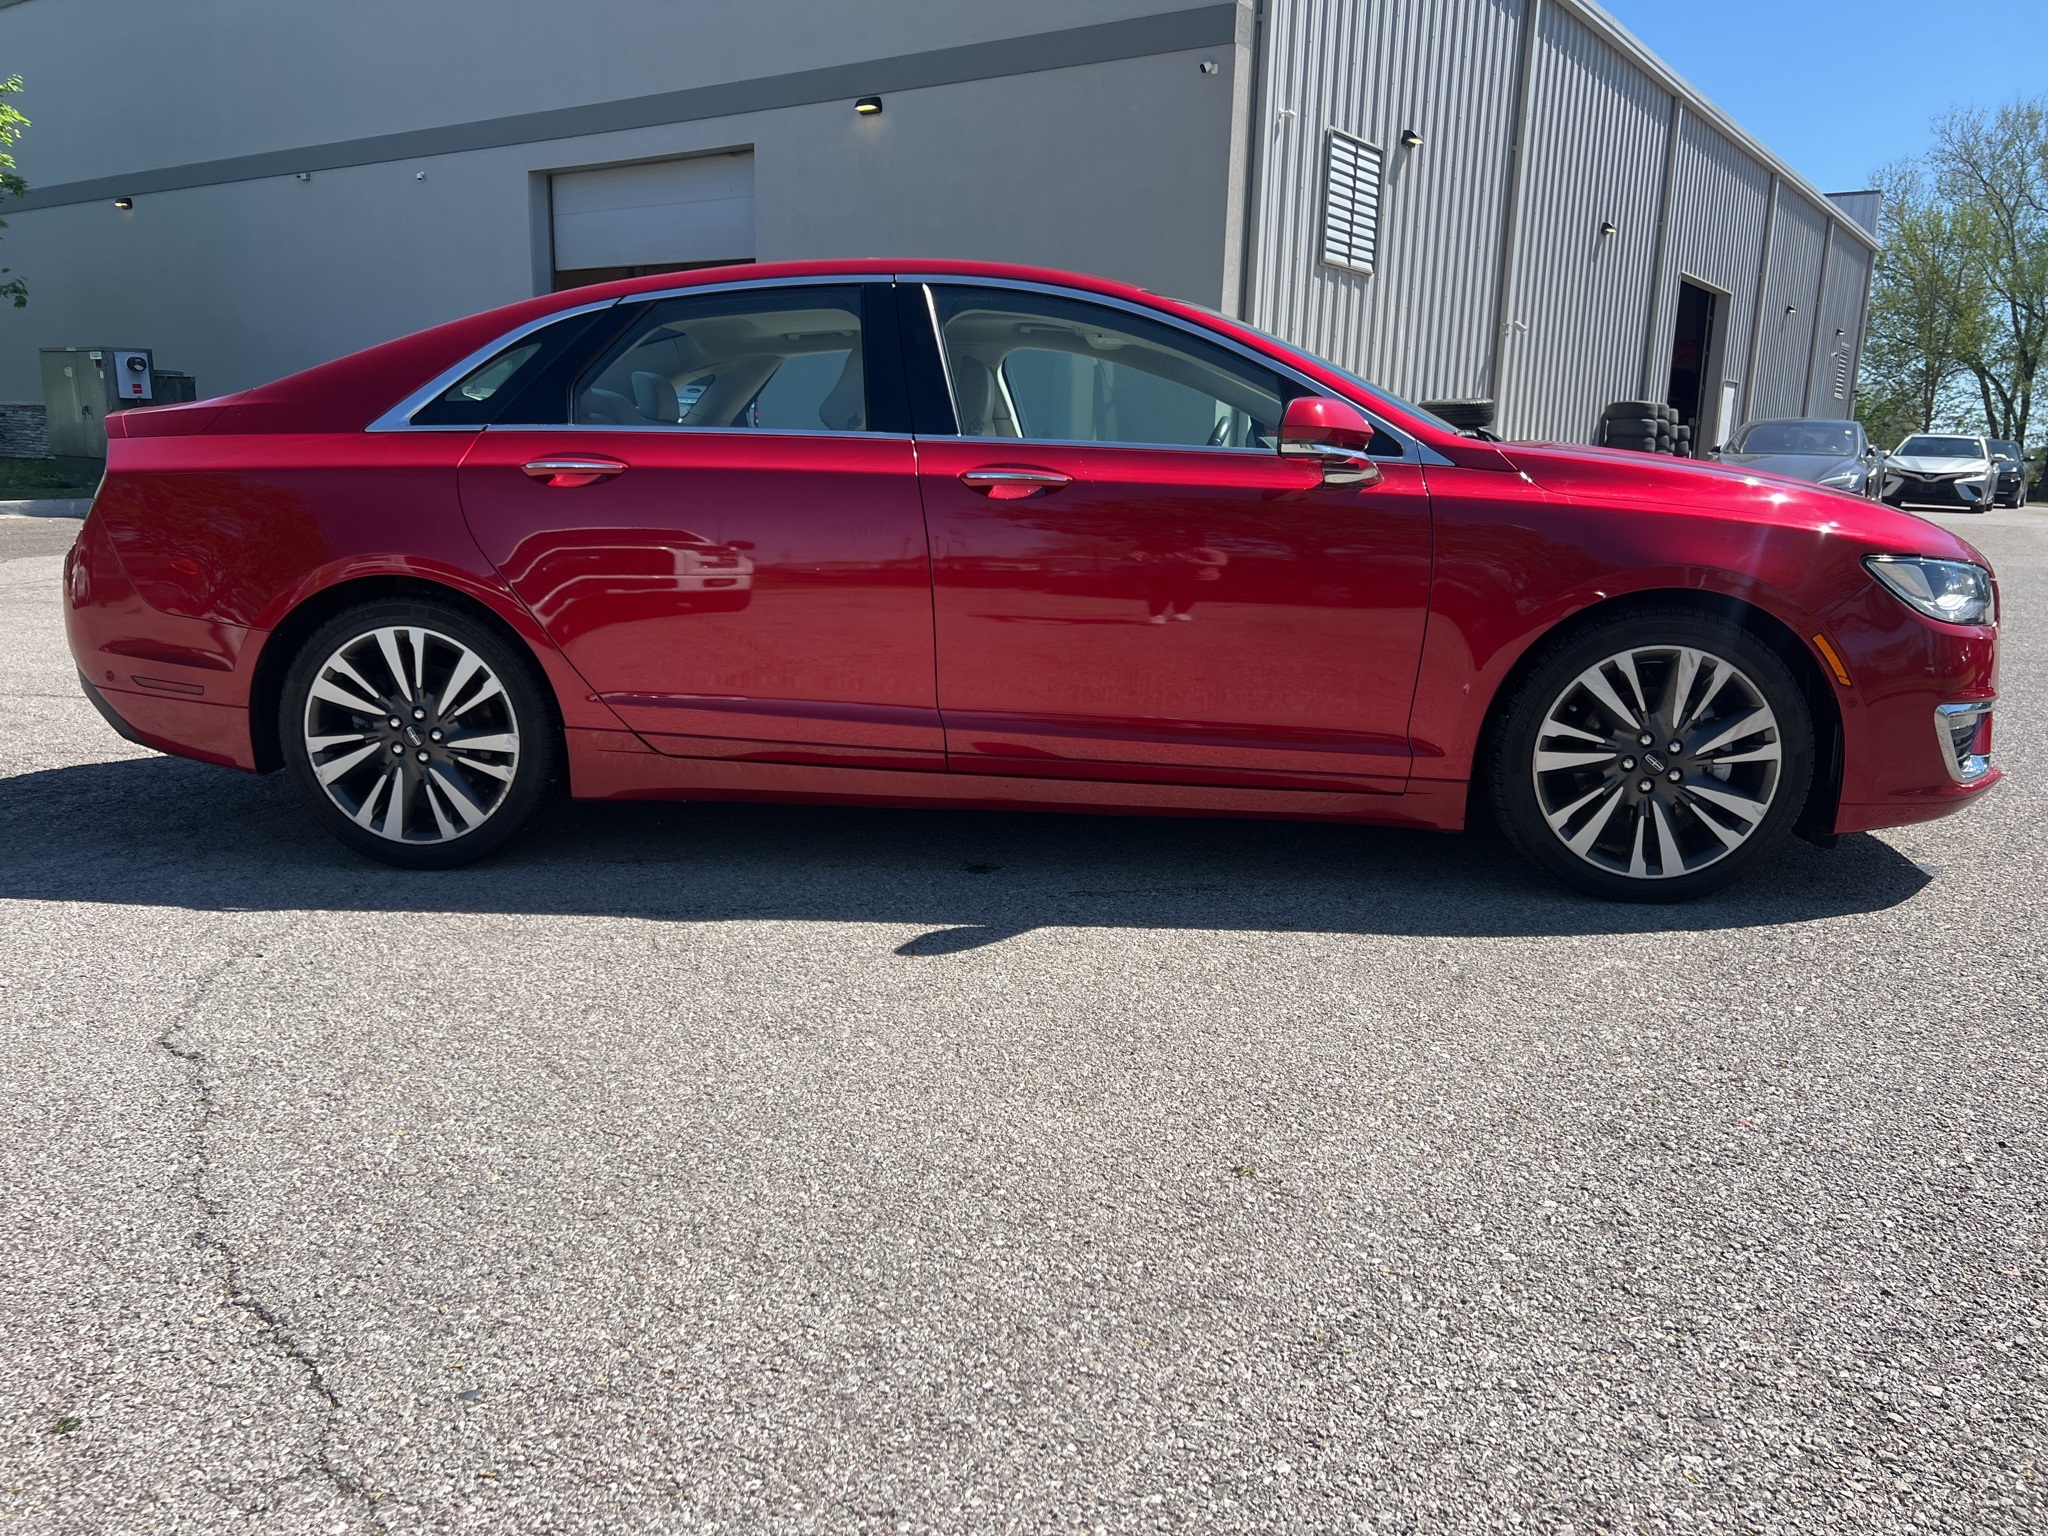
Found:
0,403 -> 50,458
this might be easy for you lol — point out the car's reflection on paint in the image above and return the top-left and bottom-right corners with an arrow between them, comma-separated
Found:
511,529 -> 757,629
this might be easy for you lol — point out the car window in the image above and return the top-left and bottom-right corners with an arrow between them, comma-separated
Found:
1734,421 -> 1857,456
1897,435 -> 1984,458
409,311 -> 607,427
573,285 -> 868,431
926,286 -> 1305,450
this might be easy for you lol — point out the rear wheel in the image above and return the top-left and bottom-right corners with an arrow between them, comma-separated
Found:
1490,609 -> 1814,902
280,599 -> 556,868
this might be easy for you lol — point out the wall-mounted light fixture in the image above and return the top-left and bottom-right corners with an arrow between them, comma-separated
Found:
1398,128 -> 1423,149
854,96 -> 883,116
1599,220 -> 1616,237
296,172 -> 312,182
1785,304 -> 1798,315
112,197 -> 133,210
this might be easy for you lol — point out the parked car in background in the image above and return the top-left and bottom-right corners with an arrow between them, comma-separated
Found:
64,260 -> 2002,902
1988,441 -> 2027,508
1712,418 -> 1881,497
1883,433 -> 1996,512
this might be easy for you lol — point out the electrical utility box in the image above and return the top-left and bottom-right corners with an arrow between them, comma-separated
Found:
39,347 -> 155,462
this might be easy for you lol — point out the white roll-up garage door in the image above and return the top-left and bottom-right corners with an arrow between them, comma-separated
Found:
550,152 -> 755,276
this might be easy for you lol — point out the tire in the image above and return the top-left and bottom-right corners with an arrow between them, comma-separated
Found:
280,598 -> 557,869
1488,607 -> 1814,902
1601,413 -> 1662,433
1605,437 -> 1661,454
1600,399 -> 1665,421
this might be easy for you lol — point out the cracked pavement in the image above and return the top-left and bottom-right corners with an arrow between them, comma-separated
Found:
0,508 -> 2043,1534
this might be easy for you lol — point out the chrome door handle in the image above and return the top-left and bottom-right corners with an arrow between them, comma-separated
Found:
959,465 -> 1073,500
521,455 -> 628,488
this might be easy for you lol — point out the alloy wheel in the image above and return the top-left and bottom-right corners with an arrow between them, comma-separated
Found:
300,625 -> 521,844
1529,644 -> 1782,881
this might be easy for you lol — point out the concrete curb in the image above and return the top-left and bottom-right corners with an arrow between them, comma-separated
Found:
0,498 -> 92,518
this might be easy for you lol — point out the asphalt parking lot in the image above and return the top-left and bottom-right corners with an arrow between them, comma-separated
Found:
1,506 -> 2043,1536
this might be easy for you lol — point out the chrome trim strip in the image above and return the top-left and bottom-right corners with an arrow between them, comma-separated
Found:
373,270 -> 1453,466
1934,699 -> 1996,785
366,296 -> 622,433
480,423 -> 913,441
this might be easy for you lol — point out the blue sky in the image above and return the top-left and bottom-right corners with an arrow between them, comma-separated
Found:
1599,0 -> 2047,191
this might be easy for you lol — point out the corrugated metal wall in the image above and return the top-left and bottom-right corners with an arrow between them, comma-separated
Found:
1245,0 -> 1875,443
1748,193 -> 1828,422
1495,2 -> 1669,441
1245,0 -> 1525,402
1645,113 -> 1772,407
1809,240 -> 1870,416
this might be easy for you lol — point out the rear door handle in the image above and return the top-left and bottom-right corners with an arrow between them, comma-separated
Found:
959,465 -> 1073,500
522,455 -> 628,488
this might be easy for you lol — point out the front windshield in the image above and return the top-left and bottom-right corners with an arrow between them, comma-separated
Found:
1897,435 -> 1984,458
1733,420 -> 1857,456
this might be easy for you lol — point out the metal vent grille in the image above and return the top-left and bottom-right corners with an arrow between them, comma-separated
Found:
1833,352 -> 1850,399
1320,130 -> 1384,276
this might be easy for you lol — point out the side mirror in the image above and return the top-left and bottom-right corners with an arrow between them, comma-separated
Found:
1278,396 -> 1383,486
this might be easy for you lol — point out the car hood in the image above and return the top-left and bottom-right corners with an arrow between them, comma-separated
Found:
1717,451 -> 1859,483
1497,442 -> 1986,562
1888,454 -> 1988,474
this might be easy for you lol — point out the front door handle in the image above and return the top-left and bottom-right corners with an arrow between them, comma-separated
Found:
522,455 -> 628,488
959,465 -> 1073,501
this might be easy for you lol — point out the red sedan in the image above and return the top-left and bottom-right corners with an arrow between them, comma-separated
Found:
65,261 -> 2000,900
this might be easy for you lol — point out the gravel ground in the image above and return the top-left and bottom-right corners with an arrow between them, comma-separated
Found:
0,509 -> 2042,1535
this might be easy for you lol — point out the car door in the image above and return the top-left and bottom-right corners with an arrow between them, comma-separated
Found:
456,281 -> 943,770
908,282 -> 1432,792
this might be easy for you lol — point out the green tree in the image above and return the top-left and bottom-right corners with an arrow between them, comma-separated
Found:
1856,95 -> 2048,485
1856,160 -> 1985,448
0,75 -> 24,308
1932,98 -> 2048,452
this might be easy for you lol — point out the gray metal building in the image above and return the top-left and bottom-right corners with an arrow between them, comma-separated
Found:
0,0 -> 1876,450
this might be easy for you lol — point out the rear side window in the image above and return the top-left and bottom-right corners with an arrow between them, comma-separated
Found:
573,285 -> 868,431
409,311 -> 606,427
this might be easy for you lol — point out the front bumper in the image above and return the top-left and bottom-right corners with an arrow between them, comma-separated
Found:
1825,576 -> 1999,835
1883,471 -> 1992,510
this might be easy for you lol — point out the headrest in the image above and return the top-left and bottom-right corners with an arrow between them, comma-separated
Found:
581,386 -> 638,426
818,349 -> 865,431
631,371 -> 681,424
952,356 -> 995,435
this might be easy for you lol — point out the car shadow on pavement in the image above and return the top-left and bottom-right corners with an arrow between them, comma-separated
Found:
0,755 -> 1930,943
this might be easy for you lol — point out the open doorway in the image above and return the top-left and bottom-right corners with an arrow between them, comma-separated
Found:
1665,278 -> 1728,454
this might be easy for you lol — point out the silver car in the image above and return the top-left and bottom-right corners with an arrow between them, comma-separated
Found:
1712,418 -> 1881,496
1883,432 -> 1995,513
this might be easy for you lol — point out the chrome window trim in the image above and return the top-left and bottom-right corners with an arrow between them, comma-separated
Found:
369,270 -> 1451,466
480,423 -> 911,442
367,276 -> 872,434
900,273 -> 1451,466
366,296 -> 623,433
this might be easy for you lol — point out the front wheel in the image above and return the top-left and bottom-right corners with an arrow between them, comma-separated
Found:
280,599 -> 557,869
1489,610 -> 1814,902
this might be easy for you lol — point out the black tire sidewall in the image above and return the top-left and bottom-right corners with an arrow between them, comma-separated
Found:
280,598 -> 556,869
1490,610 -> 1815,902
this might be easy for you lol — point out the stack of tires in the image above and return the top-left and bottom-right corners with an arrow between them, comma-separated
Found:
1598,400 -> 1687,456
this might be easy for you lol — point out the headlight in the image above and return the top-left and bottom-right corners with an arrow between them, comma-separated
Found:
1818,468 -> 1861,488
1864,555 -> 1997,625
